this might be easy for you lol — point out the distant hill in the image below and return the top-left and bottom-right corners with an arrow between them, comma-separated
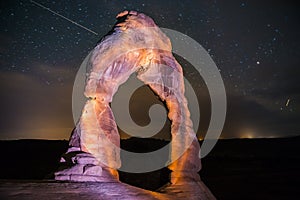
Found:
0,137 -> 300,199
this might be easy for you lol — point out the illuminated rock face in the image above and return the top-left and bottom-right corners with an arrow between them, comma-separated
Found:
55,10 -> 215,199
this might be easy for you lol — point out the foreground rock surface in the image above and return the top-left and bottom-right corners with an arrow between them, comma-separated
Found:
0,180 -> 215,200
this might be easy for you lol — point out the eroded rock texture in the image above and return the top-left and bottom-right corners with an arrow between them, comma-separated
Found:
55,10 -> 215,199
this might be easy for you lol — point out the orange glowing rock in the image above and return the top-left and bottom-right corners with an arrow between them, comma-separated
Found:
55,11 -> 215,199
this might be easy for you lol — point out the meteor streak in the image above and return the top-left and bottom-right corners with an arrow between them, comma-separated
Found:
30,0 -> 98,35
285,98 -> 290,107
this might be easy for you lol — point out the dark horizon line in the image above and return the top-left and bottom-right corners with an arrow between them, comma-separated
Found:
1,134 -> 300,142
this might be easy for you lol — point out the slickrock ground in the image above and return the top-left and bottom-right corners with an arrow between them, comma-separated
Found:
0,180 -> 212,200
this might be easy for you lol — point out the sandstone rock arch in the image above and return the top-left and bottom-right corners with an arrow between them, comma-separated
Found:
55,11 -> 215,199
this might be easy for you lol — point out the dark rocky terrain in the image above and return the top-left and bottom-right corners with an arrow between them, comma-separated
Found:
0,137 -> 299,199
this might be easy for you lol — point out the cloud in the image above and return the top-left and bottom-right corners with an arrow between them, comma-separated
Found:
0,61 -> 298,140
0,66 -> 75,140
222,94 -> 299,138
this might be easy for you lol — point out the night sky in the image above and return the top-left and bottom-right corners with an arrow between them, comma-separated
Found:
0,0 -> 299,140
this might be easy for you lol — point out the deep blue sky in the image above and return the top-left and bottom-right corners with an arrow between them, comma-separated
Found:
0,0 -> 299,139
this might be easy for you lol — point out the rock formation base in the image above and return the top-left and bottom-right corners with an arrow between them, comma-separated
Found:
55,152 -> 119,182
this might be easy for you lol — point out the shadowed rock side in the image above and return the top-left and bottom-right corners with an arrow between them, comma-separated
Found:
55,10 -> 215,199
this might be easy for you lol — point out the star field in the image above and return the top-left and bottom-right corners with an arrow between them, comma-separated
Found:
0,0 -> 299,139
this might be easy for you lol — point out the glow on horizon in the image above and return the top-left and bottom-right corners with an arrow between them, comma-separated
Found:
240,129 -> 255,139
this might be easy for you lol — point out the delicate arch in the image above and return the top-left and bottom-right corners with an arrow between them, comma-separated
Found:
56,10 -> 201,184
